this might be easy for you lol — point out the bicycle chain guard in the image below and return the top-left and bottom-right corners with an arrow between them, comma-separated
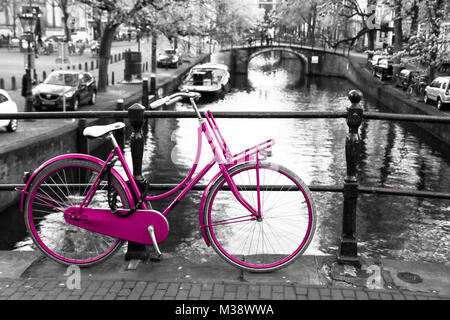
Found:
64,206 -> 169,245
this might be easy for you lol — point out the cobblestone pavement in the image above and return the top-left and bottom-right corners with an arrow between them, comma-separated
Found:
0,279 -> 448,301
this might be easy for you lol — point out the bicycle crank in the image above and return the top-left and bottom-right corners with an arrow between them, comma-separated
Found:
148,225 -> 163,262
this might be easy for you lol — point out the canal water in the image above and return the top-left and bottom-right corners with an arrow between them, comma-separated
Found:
1,51 -> 449,266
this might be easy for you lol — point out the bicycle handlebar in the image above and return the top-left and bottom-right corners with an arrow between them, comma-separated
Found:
149,92 -> 203,120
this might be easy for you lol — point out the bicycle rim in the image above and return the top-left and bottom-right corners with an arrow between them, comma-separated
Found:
204,162 -> 316,272
24,158 -> 129,266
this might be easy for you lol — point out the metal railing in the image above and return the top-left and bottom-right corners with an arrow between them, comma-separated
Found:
1,90 -> 450,265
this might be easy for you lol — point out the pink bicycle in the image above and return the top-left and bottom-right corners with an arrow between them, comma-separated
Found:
17,91 -> 316,272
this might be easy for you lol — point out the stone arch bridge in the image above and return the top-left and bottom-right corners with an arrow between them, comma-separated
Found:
218,43 -> 353,77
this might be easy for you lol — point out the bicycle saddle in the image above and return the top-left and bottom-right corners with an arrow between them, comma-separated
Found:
83,122 -> 126,139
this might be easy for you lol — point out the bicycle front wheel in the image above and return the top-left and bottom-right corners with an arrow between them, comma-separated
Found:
24,158 -> 130,266
203,162 -> 316,272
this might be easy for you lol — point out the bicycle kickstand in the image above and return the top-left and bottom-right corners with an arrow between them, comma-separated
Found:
147,225 -> 162,262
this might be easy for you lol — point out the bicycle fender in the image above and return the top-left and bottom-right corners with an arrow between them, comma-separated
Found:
198,171 -> 224,247
20,153 -> 134,212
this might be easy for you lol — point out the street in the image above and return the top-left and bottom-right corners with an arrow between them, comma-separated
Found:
0,40 -> 145,88
0,36 -> 178,112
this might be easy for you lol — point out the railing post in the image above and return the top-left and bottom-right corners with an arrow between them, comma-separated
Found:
337,90 -> 363,266
150,75 -> 156,97
77,119 -> 89,154
142,77 -> 149,109
125,103 -> 148,261
115,99 -> 125,151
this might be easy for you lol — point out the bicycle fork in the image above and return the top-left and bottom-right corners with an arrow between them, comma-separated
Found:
218,157 -> 263,220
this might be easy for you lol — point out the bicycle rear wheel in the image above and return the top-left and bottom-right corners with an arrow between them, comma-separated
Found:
24,158 -> 130,266
203,162 -> 316,272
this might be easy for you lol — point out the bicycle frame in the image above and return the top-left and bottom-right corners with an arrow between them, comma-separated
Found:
17,98 -> 275,248
82,109 -> 274,222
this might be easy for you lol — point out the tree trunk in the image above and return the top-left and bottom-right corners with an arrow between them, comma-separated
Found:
94,19 -> 102,41
367,0 -> 377,50
425,0 -> 444,81
408,2 -> 419,38
310,3 -> 317,46
427,66 -> 436,82
93,8 -> 102,41
393,0 -> 403,52
62,12 -> 71,42
97,24 -> 117,92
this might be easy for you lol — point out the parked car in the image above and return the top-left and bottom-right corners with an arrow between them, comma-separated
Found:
395,69 -> 421,90
424,76 -> 450,110
32,71 -> 97,111
9,37 -> 20,48
371,55 -> 393,80
42,35 -> 65,54
0,89 -> 18,132
0,35 -> 9,48
71,31 -> 90,43
157,49 -> 182,68
45,35 -> 66,43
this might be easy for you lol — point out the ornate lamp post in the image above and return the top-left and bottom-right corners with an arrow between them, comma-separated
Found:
18,9 -> 37,116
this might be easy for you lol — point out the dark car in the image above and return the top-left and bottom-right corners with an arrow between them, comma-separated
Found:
395,69 -> 421,90
32,71 -> 97,111
157,49 -> 182,68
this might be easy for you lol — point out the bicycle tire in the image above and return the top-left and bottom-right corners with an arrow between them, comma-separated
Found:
24,158 -> 131,266
203,162 -> 316,272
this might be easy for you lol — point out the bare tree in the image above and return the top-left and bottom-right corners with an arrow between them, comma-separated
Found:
78,0 -> 195,92
323,0 -> 383,50
54,0 -> 73,42
276,0 -> 323,45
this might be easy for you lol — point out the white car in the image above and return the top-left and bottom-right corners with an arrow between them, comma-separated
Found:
0,89 -> 18,132
424,76 -> 450,110
71,31 -> 90,43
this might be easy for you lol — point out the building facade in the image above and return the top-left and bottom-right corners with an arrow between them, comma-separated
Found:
0,0 -> 93,39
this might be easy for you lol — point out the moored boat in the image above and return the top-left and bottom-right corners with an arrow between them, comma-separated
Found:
178,63 -> 231,98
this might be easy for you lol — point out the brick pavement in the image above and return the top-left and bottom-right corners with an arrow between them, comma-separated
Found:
0,278 -> 448,301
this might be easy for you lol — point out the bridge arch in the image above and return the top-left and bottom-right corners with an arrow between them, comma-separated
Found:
247,47 -> 310,75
